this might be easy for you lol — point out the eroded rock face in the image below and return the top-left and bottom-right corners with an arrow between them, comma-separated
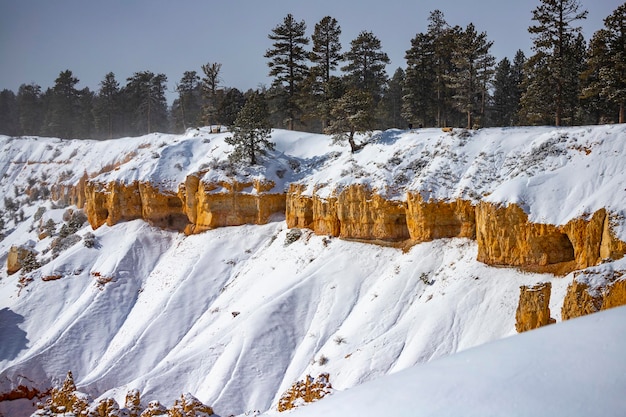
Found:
277,374 -> 332,412
561,270 -> 626,320
406,194 -> 475,241
7,245 -> 38,275
515,282 -> 555,332
476,203 -> 625,275
179,176 -> 286,234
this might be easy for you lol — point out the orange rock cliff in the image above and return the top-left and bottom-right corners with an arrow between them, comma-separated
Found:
57,177 -> 624,277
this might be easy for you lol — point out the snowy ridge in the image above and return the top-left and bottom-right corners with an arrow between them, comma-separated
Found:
1,125 -> 625,416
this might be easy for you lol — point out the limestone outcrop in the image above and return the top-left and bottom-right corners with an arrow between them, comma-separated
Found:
71,173 -> 625,276
476,203 -> 625,275
178,174 -> 286,234
406,194 -> 475,241
277,373 -> 332,412
515,282 -> 555,332
7,245 -> 39,275
561,270 -> 626,320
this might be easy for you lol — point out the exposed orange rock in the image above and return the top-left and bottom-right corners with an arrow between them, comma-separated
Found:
7,245 -> 38,275
51,172 -> 88,208
277,373 -> 332,412
406,194 -> 475,241
138,182 -> 188,230
475,202 -> 624,275
286,184 -> 314,229
561,270 -> 626,320
336,185 -> 409,241
179,176 -> 285,234
515,282 -> 555,332
168,393 -> 214,416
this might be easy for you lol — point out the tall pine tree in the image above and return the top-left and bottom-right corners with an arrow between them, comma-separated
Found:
265,14 -> 310,130
342,30 -> 390,100
527,0 -> 588,126
93,72 -> 121,139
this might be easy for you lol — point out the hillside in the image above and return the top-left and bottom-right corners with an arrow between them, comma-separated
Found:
1,125 -> 625,416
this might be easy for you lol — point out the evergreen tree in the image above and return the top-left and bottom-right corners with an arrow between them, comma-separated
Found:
379,67 -> 406,128
492,57 -> 514,126
16,83 -> 44,135
581,29 -> 617,123
447,23 -> 494,128
124,71 -> 168,135
265,14 -> 310,130
76,87 -> 95,138
325,88 -> 374,153
174,70 -> 201,131
342,30 -> 390,100
0,89 -> 19,135
428,11 -> 461,127
43,70 -> 80,138
403,31 -> 436,127
225,92 -> 274,166
309,16 -> 343,127
528,0 -> 588,126
583,4 -> 626,123
218,87 -> 246,127
200,63 -> 222,127
519,52 -> 556,125
93,72 -> 121,139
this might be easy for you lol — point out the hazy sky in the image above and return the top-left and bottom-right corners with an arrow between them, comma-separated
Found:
0,0 -> 622,102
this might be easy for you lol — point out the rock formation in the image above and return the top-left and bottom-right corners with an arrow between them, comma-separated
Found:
277,374 -> 332,412
561,270 -> 626,320
515,282 -> 555,332
67,173 -> 626,275
7,245 -> 39,275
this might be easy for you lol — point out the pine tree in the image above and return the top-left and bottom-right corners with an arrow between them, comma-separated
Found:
200,63 -> 222,127
325,89 -> 374,153
585,3 -> 626,123
218,87 -> 246,126
379,67 -> 406,128
43,70 -> 80,138
93,72 -> 121,139
428,10 -> 461,127
0,89 -> 19,135
342,30 -> 390,100
174,70 -> 201,131
225,92 -> 274,166
403,31 -> 436,127
528,0 -> 588,126
581,29 -> 616,123
16,83 -> 44,135
309,16 -> 343,127
491,51 -> 525,127
124,71 -> 168,135
265,14 -> 310,130
519,52 -> 555,125
447,23 -> 494,128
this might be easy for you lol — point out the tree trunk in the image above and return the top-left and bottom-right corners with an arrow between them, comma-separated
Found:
348,130 -> 358,153
620,103 -> 625,124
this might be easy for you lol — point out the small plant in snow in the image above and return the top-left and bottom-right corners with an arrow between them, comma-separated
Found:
420,272 -> 434,286
284,228 -> 302,246
34,206 -> 46,221
333,335 -> 346,345
317,355 -> 329,366
83,232 -> 97,248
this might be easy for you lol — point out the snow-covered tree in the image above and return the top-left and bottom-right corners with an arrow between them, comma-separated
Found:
225,92 -> 274,166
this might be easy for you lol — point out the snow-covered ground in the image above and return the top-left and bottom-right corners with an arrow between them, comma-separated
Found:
1,125 -> 625,416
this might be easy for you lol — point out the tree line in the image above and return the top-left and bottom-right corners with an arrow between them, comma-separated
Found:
0,0 -> 624,140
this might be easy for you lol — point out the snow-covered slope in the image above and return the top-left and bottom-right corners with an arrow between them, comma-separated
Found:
1,125 -> 625,416
281,305 -> 626,417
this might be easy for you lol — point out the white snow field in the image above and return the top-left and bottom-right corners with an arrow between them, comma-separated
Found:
0,125 -> 625,416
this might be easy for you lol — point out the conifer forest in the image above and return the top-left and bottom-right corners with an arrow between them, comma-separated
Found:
0,1 -> 624,140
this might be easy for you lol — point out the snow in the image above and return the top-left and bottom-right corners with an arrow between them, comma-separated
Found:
0,124 -> 625,416
281,305 -> 626,417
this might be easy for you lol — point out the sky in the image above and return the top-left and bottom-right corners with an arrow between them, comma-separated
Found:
0,0 -> 623,103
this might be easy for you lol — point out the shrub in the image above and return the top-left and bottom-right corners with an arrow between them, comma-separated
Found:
284,228 -> 302,246
83,232 -> 96,248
